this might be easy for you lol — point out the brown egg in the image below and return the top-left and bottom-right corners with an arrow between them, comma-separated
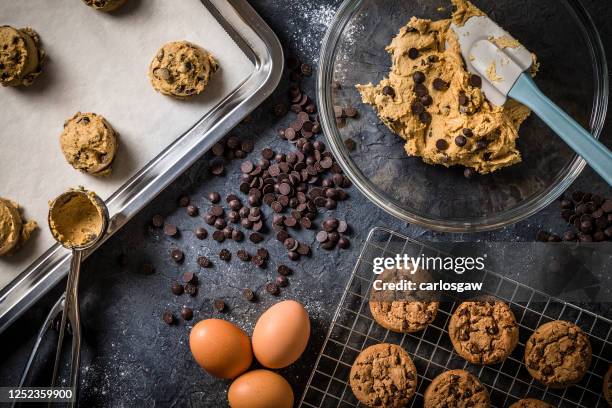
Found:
252,300 -> 310,369
189,319 -> 252,379
228,369 -> 293,408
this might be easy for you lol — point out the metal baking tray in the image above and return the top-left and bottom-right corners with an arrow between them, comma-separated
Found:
299,227 -> 612,408
0,0 -> 283,333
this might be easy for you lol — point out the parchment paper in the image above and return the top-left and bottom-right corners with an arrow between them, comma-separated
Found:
0,0 -> 255,286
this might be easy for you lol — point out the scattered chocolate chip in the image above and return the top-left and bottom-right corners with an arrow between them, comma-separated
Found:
180,306 -> 193,321
455,135 -> 467,147
419,111 -> 432,124
458,93 -> 469,106
219,248 -> 231,261
213,299 -> 226,312
382,86 -> 395,97
436,139 -> 449,151
208,192 -> 220,203
266,282 -> 280,295
276,275 -> 289,287
197,256 -> 211,268
243,288 -> 256,302
195,227 -> 207,240
171,281 -> 184,295
432,78 -> 449,91
171,248 -> 184,263
407,47 -> 419,59
412,71 -> 426,84
152,214 -> 164,228
163,311 -> 175,325
277,264 -> 293,276
163,223 -> 178,237
469,74 -> 482,88
338,237 -> 350,249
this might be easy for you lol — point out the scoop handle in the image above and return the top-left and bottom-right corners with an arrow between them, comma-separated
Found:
508,73 -> 612,186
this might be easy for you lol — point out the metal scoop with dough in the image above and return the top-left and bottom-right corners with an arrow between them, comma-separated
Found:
451,15 -> 612,185
17,188 -> 108,407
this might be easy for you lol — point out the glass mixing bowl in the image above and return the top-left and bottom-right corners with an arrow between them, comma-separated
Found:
318,0 -> 608,232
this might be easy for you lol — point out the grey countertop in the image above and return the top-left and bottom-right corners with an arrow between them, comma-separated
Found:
1,0 -> 611,407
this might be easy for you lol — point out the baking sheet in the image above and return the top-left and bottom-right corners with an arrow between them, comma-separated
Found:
0,0 -> 255,286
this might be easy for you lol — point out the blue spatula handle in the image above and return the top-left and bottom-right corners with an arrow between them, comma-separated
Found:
508,73 -> 612,186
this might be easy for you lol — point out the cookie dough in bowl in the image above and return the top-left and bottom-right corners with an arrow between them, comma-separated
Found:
356,0 -> 536,175
0,25 -> 45,87
81,0 -> 128,12
0,198 -> 37,256
60,112 -> 119,176
148,41 -> 218,99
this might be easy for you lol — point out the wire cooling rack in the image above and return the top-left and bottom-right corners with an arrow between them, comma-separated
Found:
299,227 -> 612,408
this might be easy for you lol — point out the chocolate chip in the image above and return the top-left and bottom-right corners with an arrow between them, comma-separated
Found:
382,86 -> 395,97
195,227 -> 207,240
163,311 -> 175,325
171,248 -> 184,263
419,111 -> 432,124
213,299 -> 226,312
436,139 -> 449,151
171,281 -> 184,295
266,282 -> 280,295
421,94 -> 433,106
163,223 -> 178,237
185,282 -> 198,296
432,78 -> 448,91
232,229 -> 244,241
407,47 -> 419,59
212,230 -> 225,242
412,71 -> 426,84
458,93 -> 469,106
455,135 -> 467,147
152,214 -> 164,228
276,275 -> 289,287
462,128 -> 473,138
469,74 -> 482,88
243,288 -> 256,302
411,101 -> 425,115
197,256 -> 211,268
338,237 -> 350,249
187,205 -> 199,217
277,264 -> 293,276
219,248 -> 231,261
249,232 -> 264,243
180,306 -> 193,321
413,83 -> 428,97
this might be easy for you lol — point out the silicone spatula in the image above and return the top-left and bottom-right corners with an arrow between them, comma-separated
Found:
451,16 -> 612,185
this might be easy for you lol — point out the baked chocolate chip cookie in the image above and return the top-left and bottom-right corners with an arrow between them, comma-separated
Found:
424,369 -> 490,408
604,365 -> 611,406
350,343 -> 417,407
524,320 -> 592,388
509,398 -> 553,408
448,300 -> 519,365
148,41 -> 218,99
369,267 -> 438,333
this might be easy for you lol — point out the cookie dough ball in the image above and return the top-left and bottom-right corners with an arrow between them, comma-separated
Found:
524,320 -> 592,388
424,369 -> 490,408
148,41 -> 218,99
0,25 -> 45,87
369,267 -> 438,333
449,300 -> 519,365
509,399 -> 553,408
349,343 -> 417,407
81,0 -> 128,12
60,112 -> 119,176
0,198 -> 37,256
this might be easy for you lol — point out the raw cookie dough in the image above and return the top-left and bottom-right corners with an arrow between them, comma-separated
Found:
448,300 -> 519,365
60,112 -> 119,176
49,189 -> 105,248
509,399 -> 553,408
424,369 -> 490,408
81,0 -> 128,12
369,267 -> 438,333
524,320 -> 592,388
0,25 -> 45,87
0,198 -> 37,256
349,343 -> 417,407
356,0 -> 536,174
148,41 -> 218,99
604,365 -> 612,406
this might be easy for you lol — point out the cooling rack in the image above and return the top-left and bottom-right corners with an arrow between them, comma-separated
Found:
299,227 -> 612,408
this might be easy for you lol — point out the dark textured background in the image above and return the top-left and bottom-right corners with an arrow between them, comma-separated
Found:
1,0 -> 611,407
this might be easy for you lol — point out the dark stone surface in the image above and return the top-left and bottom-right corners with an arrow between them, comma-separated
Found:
0,0 -> 610,406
